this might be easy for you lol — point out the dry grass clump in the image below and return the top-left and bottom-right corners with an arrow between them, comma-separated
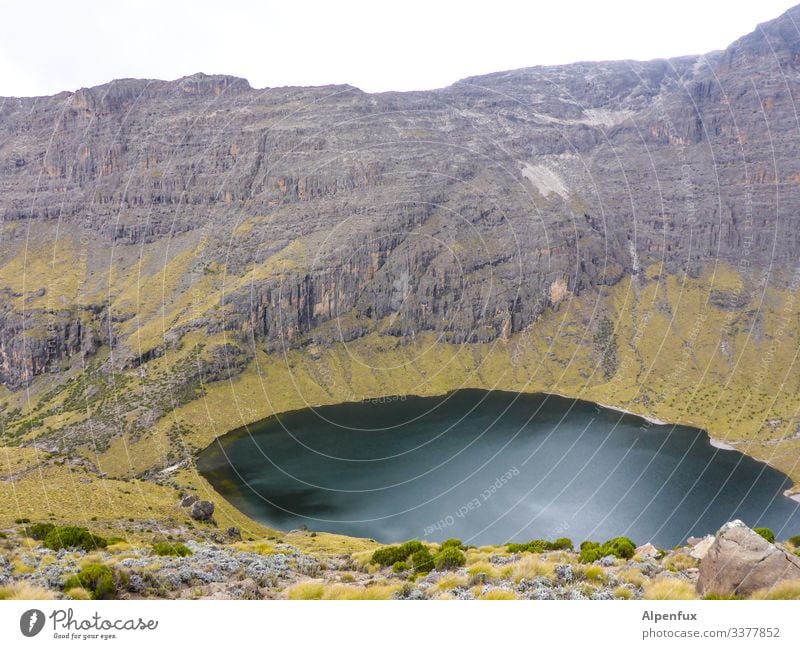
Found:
0,582 -> 56,599
478,589 -> 518,600
511,555 -> 555,582
616,567 -> 647,588
581,564 -> 607,583
322,583 -> 399,600
11,557 -> 35,575
429,574 -> 469,593
106,541 -> 137,553
64,586 -> 93,600
233,541 -> 275,556
465,550 -> 493,566
285,581 -> 325,600
350,550 -> 374,571
750,580 -> 800,600
662,552 -> 698,572
466,561 -> 501,580
613,585 -> 635,599
643,578 -> 697,600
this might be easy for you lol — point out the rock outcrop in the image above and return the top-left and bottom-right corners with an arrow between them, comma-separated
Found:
696,520 -> 800,597
1,7 -> 800,390
190,500 -> 215,522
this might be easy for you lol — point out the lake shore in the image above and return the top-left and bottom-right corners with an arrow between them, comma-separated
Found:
544,392 -> 667,426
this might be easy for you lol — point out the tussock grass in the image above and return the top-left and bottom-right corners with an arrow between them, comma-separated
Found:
479,589 -> 518,600
106,542 -> 137,553
613,585 -> 635,599
617,567 -> 647,588
581,564 -> 607,583
750,580 -> 800,600
644,578 -> 697,600
65,587 -> 93,600
429,574 -> 469,593
285,581 -> 325,600
511,555 -> 555,582
350,550 -> 375,571
466,561 -> 500,580
11,558 -> 34,575
0,582 -> 56,599
663,552 -> 698,572
322,583 -> 399,600
233,541 -> 275,556
465,550 -> 493,566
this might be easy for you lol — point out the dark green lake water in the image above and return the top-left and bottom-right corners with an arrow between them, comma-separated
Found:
197,390 -> 800,547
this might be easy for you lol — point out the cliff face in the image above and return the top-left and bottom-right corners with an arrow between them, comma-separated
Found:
1,8 -> 800,392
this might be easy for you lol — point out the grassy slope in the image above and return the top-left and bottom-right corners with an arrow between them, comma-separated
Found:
1,227 -> 799,541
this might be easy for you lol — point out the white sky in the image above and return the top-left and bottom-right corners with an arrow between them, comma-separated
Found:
0,0 -> 795,97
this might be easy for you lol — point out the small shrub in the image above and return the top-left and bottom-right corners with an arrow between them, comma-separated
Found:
392,561 -> 410,573
440,538 -> 465,550
603,537 -> 636,560
579,541 -> 602,563
63,564 -> 119,600
43,526 -> 107,552
14,518 -> 31,524
579,536 -> 636,563
433,547 -> 466,571
754,528 -> 775,544
788,535 -> 800,548
152,542 -> 192,557
506,538 -> 570,554
411,547 -> 434,574
399,540 -> 425,556
371,540 -> 426,567
23,523 -> 55,541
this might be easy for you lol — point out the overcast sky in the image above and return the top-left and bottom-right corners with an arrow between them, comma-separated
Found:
0,0 -> 795,97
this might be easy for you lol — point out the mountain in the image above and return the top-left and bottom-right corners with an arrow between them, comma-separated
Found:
1,6 -> 800,527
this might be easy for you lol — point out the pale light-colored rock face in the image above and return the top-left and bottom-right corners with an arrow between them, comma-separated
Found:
3,5 -> 800,396
635,542 -> 659,559
688,535 -> 714,560
696,520 -> 800,597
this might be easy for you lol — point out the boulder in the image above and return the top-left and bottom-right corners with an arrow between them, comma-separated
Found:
190,500 -> 215,522
688,535 -> 714,560
635,543 -> 659,559
226,527 -> 242,540
696,520 -> 800,597
180,495 -> 198,508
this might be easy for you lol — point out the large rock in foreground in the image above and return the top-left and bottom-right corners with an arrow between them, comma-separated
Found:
696,520 -> 800,597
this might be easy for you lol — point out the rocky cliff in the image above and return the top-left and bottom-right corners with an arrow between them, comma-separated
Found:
2,8 -> 800,473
